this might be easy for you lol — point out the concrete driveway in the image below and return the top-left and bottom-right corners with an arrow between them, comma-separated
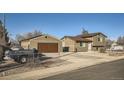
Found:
59,51 -> 113,64
42,52 -> 73,58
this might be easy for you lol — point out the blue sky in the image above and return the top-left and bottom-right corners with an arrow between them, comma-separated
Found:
0,13 -> 124,40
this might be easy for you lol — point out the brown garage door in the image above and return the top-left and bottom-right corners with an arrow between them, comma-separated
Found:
38,43 -> 58,53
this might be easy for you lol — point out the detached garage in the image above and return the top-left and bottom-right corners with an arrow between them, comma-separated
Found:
20,34 -> 62,53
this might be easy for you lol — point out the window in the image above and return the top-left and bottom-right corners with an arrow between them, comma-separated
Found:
98,37 -> 103,42
80,42 -> 86,47
80,42 -> 82,46
98,37 -> 100,42
100,38 -> 103,42
45,36 -> 48,38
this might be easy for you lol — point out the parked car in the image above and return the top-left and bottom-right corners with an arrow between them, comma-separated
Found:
110,45 -> 124,51
110,42 -> 124,51
7,48 -> 38,63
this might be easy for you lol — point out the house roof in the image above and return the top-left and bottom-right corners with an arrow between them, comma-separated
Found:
76,32 -> 107,38
20,35 -> 43,42
20,34 -> 61,42
62,32 -> 107,42
63,36 -> 92,42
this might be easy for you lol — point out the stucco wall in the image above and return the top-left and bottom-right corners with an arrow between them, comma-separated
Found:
92,46 -> 105,51
29,35 -> 62,52
92,34 -> 106,47
20,40 -> 30,49
84,37 -> 93,41
62,38 -> 75,52
75,42 -> 88,52
92,47 -> 98,51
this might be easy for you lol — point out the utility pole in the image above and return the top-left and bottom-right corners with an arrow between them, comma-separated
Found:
3,13 -> 6,32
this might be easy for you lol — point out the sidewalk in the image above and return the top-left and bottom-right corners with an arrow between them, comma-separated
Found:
0,52 -> 124,80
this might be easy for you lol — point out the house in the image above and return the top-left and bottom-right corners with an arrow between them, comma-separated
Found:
61,32 -> 107,52
20,34 -> 62,53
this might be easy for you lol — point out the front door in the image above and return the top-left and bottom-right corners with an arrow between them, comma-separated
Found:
88,43 -> 92,51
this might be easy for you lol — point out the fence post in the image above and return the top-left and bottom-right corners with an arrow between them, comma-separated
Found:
33,53 -> 35,63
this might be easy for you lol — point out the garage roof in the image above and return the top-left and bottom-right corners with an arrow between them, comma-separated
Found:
20,34 -> 60,42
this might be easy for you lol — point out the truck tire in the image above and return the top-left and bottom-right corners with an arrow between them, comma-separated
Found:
19,56 -> 27,63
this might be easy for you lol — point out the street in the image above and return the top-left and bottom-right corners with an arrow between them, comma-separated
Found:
42,59 -> 124,80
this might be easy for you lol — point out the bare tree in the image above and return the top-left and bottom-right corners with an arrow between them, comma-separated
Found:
10,38 -> 19,47
15,30 -> 42,42
33,30 -> 42,37
105,39 -> 114,49
123,36 -> 124,45
81,28 -> 88,35
16,34 -> 25,42
4,28 -> 10,46
0,20 -> 10,60
117,36 -> 124,45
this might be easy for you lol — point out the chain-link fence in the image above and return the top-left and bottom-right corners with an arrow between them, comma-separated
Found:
107,50 -> 124,56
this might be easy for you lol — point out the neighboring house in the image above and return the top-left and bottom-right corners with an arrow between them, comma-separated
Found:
62,32 -> 107,52
110,42 -> 124,51
20,34 -> 62,53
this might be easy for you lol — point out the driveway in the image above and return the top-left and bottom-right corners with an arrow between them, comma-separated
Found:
59,52 -> 114,63
70,53 -> 103,59
42,52 -> 74,58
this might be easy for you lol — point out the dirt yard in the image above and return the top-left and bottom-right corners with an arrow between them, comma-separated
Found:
0,52 -> 73,77
0,58 -> 70,77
